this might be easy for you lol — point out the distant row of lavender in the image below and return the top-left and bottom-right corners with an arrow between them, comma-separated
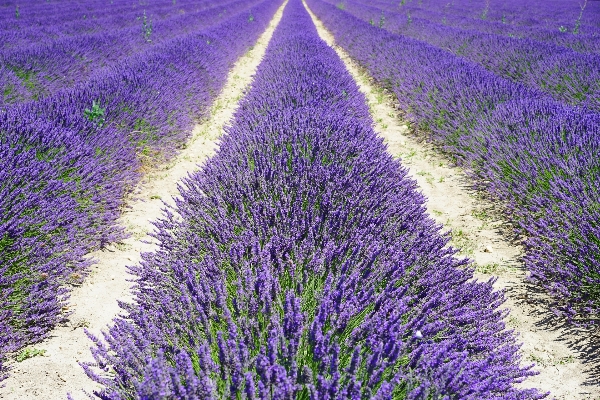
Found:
0,0 -> 256,106
0,0 -> 232,48
0,0 -> 279,383
384,0 -> 600,33
331,0 -> 600,112
82,0 -> 543,397
307,0 -> 600,321
361,0 -> 600,54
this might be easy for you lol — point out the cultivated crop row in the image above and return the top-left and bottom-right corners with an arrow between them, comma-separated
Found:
387,0 -> 600,33
0,0 -> 261,105
366,0 -> 600,54
307,0 -> 600,322
0,0 -> 279,382
330,0 -> 600,112
0,0 -> 234,48
81,0 -> 543,397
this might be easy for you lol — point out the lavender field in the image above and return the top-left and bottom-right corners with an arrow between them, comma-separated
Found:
0,0 -> 599,398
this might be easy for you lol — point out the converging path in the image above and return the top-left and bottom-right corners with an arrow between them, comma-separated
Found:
0,3 -> 287,398
304,2 -> 599,398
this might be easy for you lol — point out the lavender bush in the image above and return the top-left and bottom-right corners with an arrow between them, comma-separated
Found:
83,0 -> 543,397
328,0 -> 600,112
0,0 -> 279,383
0,0 -> 259,106
0,0 -> 240,49
379,0 -> 600,34
306,0 -> 600,321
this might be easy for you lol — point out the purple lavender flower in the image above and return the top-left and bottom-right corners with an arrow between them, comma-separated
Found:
83,0 -> 544,397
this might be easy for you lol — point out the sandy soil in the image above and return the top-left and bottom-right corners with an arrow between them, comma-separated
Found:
0,3 -> 287,399
304,2 -> 600,399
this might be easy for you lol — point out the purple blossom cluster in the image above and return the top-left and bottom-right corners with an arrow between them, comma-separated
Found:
0,0 -> 260,106
327,0 -> 600,112
306,0 -> 600,320
83,0 -> 544,397
0,0 -> 279,383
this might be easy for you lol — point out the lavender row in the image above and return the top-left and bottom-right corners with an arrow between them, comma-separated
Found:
0,0 -> 256,106
387,0 -> 600,34
82,0 -> 543,397
331,0 -> 600,113
0,0 -> 228,45
0,0 -> 279,383
307,0 -> 600,321
352,0 -> 600,54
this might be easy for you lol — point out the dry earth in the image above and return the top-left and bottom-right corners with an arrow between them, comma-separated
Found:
304,2 -> 600,399
0,3 -> 287,399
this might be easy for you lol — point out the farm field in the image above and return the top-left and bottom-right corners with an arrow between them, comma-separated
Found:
0,0 -> 599,398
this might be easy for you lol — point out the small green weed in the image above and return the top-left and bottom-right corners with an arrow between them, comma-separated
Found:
379,11 -> 385,28
139,11 -> 152,42
84,100 -> 106,127
480,0 -> 490,19
573,0 -> 587,34
476,262 -> 502,274
451,228 -> 476,255
16,348 -> 46,362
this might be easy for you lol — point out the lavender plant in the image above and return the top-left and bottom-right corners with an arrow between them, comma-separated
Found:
329,0 -> 600,112
306,0 -> 600,321
83,0 -> 543,397
0,0 -> 279,383
0,0 -> 261,107
347,0 -> 600,54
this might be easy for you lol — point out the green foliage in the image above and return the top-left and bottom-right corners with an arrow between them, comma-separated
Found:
16,348 -> 46,362
480,0 -> 490,19
139,10 -> 152,42
573,0 -> 587,34
12,68 -> 40,98
3,84 -> 17,103
379,11 -> 385,28
15,5 -> 19,18
133,118 -> 159,144
336,2 -> 345,10
84,100 -> 106,127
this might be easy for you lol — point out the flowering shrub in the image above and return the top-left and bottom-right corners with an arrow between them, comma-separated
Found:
307,0 -> 600,322
83,1 -> 543,397
0,0 -> 261,107
0,0 -> 278,383
322,0 -> 600,112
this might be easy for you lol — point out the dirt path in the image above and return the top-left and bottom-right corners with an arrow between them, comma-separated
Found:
304,2 -> 600,399
0,3 -> 287,399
